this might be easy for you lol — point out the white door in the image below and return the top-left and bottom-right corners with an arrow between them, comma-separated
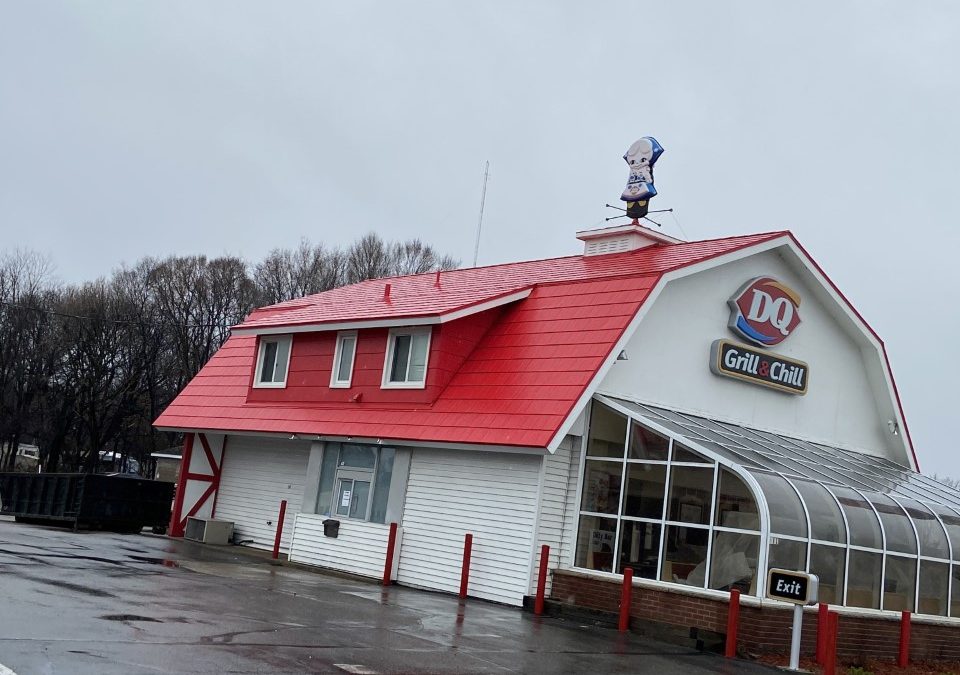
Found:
396,449 -> 541,606
214,436 -> 311,552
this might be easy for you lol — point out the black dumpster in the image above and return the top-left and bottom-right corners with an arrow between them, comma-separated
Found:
0,473 -> 173,532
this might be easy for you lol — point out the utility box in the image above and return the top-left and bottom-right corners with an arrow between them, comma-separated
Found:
184,517 -> 234,545
322,519 -> 340,538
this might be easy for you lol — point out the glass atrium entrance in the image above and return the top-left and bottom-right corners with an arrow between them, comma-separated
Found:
575,396 -> 960,616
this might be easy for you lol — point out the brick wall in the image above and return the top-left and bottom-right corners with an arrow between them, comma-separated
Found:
550,570 -> 960,664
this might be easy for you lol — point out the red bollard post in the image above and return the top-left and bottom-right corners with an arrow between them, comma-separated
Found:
382,522 -> 398,586
459,533 -> 473,599
534,544 -> 550,616
618,567 -> 633,632
725,588 -> 741,658
816,602 -> 829,664
824,611 -> 839,675
271,499 -> 287,560
898,610 -> 911,668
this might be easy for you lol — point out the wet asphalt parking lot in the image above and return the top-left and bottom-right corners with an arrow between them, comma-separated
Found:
0,518 -> 776,674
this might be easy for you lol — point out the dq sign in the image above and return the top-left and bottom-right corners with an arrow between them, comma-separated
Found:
728,277 -> 802,347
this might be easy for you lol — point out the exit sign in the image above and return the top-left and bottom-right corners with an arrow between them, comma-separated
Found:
766,568 -> 819,605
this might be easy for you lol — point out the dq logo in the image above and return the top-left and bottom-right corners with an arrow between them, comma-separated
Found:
727,277 -> 802,347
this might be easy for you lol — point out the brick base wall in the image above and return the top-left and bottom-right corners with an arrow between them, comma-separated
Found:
550,570 -> 960,665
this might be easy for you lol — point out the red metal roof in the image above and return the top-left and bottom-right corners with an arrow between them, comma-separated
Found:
155,232 -> 786,448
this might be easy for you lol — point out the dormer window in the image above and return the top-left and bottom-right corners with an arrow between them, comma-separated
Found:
254,335 -> 292,388
330,331 -> 357,388
382,327 -> 431,388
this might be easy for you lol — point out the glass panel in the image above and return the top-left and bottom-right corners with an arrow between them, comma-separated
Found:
580,460 -> 623,515
768,537 -> 806,574
628,422 -> 669,460
587,402 -> 627,458
928,505 -> 960,561
623,464 -> 666,519
883,556 -> 916,613
274,337 -> 290,382
575,515 -> 617,572
259,341 -> 278,382
750,471 -> 807,537
809,544 -> 845,605
898,498 -> 948,559
335,478 -> 354,517
315,444 -> 340,515
369,448 -> 395,523
709,531 -> 759,592
661,524 -> 709,587
918,560 -> 948,616
953,565 -> 960,618
408,332 -> 429,382
868,493 -> 916,554
667,466 -> 713,525
847,550 -> 882,609
336,336 -> 355,382
390,334 -> 411,381
715,468 -> 759,530
349,480 -> 371,519
339,444 -> 377,469
790,478 -> 846,544
672,442 -> 711,463
617,521 -> 661,580
830,486 -> 882,549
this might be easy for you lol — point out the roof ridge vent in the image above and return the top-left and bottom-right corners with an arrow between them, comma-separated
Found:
576,223 -> 683,256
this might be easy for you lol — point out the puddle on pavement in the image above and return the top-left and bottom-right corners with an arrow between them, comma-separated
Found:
100,614 -> 162,623
126,554 -> 180,568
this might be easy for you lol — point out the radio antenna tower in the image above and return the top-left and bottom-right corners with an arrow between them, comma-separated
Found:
472,161 -> 490,267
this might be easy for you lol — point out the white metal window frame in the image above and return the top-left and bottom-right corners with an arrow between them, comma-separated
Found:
574,395 -> 960,618
330,330 -> 358,388
381,326 -> 432,389
573,396 -> 771,597
253,335 -> 292,388
614,398 -> 960,617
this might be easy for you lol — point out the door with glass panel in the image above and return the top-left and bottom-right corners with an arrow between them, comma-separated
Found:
335,469 -> 374,520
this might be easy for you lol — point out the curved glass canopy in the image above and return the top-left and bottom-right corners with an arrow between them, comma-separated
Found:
574,397 -> 960,617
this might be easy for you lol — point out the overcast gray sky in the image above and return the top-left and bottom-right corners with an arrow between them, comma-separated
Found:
1,1 -> 957,477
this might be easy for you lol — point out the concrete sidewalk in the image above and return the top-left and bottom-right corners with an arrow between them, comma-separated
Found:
0,518 -> 773,674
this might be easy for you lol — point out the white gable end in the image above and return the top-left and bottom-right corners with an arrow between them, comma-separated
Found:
597,244 -> 912,466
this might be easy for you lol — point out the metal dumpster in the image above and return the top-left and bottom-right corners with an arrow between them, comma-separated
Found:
0,473 -> 174,532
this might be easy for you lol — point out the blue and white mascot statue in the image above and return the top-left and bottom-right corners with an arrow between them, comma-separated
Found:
621,137 -> 664,221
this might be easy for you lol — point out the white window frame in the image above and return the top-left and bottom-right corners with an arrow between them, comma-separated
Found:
330,331 -> 358,388
381,326 -> 432,389
253,335 -> 292,388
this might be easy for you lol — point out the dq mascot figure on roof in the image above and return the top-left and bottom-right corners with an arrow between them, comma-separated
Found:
621,137 -> 664,220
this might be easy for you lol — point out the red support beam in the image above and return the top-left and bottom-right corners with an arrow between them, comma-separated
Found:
618,567 -> 633,632
168,433 -> 195,537
382,522 -> 398,586
272,499 -> 288,560
816,602 -> 828,664
534,544 -> 549,616
898,610 -> 911,668
210,436 -> 227,519
725,588 -> 741,658
459,533 -> 473,599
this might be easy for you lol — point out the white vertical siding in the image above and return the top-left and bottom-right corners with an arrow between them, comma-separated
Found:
528,437 -> 575,595
559,437 -> 583,567
289,514 -> 395,579
396,449 -> 540,606
214,436 -> 311,552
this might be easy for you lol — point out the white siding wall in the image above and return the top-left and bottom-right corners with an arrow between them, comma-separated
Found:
289,514 -> 396,579
528,436 -> 577,595
214,436 -> 311,552
396,449 -> 541,606
559,438 -> 583,568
